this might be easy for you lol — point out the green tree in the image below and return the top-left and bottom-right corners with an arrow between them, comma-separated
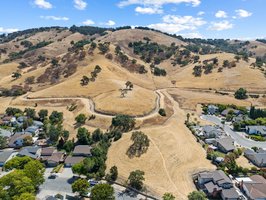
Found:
49,111 -> 63,124
75,113 -> 87,124
15,192 -> 35,200
234,88 -> 248,100
62,130 -> 70,141
0,170 -> 35,198
77,127 -> 91,145
106,166 -> 118,182
159,108 -> 166,116
163,192 -> 175,200
47,125 -> 61,143
127,131 -> 150,158
63,140 -> 74,153
72,162 -> 84,176
38,109 -> 48,121
127,170 -> 145,190
188,191 -> 207,200
91,183 -> 115,200
0,136 -> 7,149
92,128 -> 103,143
112,115 -> 136,132
12,72 -> 22,79
4,156 -> 32,171
72,178 -> 89,196
23,160 -> 45,188
5,107 -> 23,116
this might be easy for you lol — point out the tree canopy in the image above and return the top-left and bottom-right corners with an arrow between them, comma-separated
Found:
91,183 -> 115,200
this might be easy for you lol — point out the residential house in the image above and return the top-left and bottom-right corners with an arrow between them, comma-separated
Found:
246,126 -> 266,136
202,125 -> 224,139
1,116 -> 13,125
8,132 -> 32,148
64,145 -> 92,167
215,137 -> 235,153
221,109 -> 241,117
208,105 -> 219,115
41,147 -> 56,161
242,175 -> 266,200
232,114 -> 250,123
198,170 -> 240,200
73,145 -> 92,157
0,128 -> 12,138
0,151 -> 17,167
46,152 -> 65,167
17,116 -> 27,124
33,120 -> 44,128
17,146 -> 41,159
244,149 -> 266,167
25,126 -> 40,136
64,156 -> 85,167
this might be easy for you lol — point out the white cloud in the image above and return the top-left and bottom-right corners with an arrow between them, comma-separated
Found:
118,0 -> 201,8
148,15 -> 206,34
135,6 -> 163,14
197,11 -> 205,16
34,0 -> 52,9
215,10 -> 227,18
0,27 -> 19,34
40,16 -> 69,21
82,19 -> 95,25
74,0 -> 87,10
235,9 -> 252,18
180,32 -> 203,38
105,20 -> 116,26
209,20 -> 233,31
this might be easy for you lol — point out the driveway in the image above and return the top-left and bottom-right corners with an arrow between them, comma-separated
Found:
201,115 -> 266,149
37,167 -> 76,200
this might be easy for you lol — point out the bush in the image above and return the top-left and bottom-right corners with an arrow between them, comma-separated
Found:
234,88 -> 248,100
159,108 -> 166,116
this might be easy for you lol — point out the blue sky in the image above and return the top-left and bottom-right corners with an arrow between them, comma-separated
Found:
0,0 -> 265,39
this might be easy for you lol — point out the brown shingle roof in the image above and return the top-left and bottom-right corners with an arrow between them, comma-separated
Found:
244,175 -> 266,199
47,152 -> 65,163
41,147 -> 56,156
64,156 -> 85,165
73,145 -> 92,155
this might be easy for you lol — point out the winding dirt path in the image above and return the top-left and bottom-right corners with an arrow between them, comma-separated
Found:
21,89 -> 164,120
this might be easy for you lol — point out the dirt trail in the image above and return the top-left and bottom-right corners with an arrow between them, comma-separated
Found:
20,90 -> 163,120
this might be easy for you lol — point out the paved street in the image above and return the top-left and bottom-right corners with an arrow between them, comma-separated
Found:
201,115 -> 266,149
37,167 -> 76,200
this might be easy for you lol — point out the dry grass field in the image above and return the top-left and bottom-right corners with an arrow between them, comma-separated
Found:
1,28 -> 266,199
106,91 -> 215,199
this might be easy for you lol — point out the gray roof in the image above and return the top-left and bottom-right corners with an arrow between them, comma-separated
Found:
221,109 -> 240,116
246,126 -> 266,135
33,120 -> 44,127
222,188 -> 240,199
203,125 -> 222,138
212,170 -> 232,186
25,126 -> 39,133
0,151 -> 14,163
18,146 -> 40,159
244,149 -> 266,165
204,181 -> 222,193
216,137 -> 235,152
0,128 -> 12,138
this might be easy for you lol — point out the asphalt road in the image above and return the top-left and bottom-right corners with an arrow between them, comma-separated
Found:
201,115 -> 266,149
